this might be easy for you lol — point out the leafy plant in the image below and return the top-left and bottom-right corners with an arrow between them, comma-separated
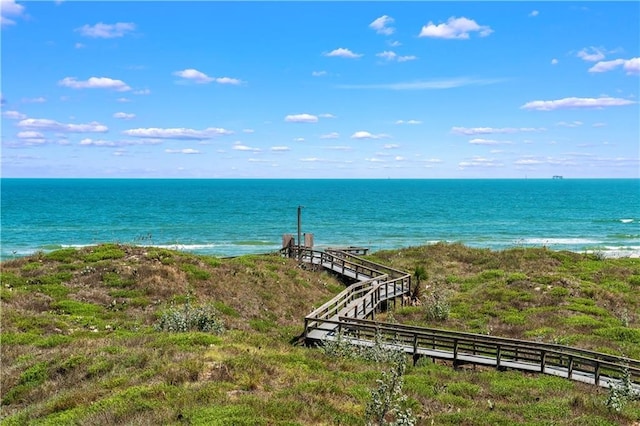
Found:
155,294 -> 224,334
606,367 -> 640,413
366,357 -> 416,426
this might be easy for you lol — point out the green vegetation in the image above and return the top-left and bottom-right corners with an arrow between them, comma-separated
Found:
1,243 -> 639,424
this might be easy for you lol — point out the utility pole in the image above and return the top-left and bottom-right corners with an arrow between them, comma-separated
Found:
297,205 -> 303,261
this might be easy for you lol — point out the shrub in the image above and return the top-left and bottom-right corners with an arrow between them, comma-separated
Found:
155,296 -> 224,334
366,357 -> 416,426
424,290 -> 450,322
606,367 -> 640,413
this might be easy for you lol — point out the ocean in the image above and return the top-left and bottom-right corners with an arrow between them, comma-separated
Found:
1,179 -> 639,260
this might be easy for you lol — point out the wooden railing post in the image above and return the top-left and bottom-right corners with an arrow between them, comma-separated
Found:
540,350 -> 546,373
496,345 -> 502,369
568,356 -> 574,379
594,362 -> 601,386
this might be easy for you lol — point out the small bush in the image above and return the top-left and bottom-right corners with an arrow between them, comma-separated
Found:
606,367 -> 640,413
424,290 -> 450,321
155,296 -> 224,334
83,244 -> 126,262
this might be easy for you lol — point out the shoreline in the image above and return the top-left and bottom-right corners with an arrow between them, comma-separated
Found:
2,241 -> 639,262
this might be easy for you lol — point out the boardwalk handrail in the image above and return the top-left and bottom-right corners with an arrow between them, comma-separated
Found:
294,246 -> 640,389
335,317 -> 640,387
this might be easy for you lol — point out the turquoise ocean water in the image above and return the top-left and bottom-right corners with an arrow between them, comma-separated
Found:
1,179 -> 639,260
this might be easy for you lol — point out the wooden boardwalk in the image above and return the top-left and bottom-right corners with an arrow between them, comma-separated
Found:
296,247 -> 640,392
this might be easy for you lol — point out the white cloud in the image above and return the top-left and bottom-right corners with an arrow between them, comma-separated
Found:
324,48 -> 363,59
451,126 -> 543,135
18,118 -> 108,133
79,138 -> 117,147
521,96 -> 635,111
117,97 -> 131,103
351,131 -> 388,139
592,122 -> 607,128
271,146 -> 290,152
242,128 -> 255,133
165,148 -> 201,154
22,96 -> 46,103
312,70 -> 327,77
122,127 -> 233,140
173,69 -> 213,84
383,144 -> 400,149
133,89 -> 151,95
376,51 -> 417,62
318,113 -> 336,119
556,121 -> 583,128
2,110 -> 26,119
215,77 -> 242,85
551,58 -> 559,65
284,113 -> 318,123
388,40 -> 401,47
576,47 -> 606,62
76,22 -> 136,38
293,137 -> 305,142
395,119 -> 422,125
325,145 -> 351,151
458,156 -> 503,169
1,0 -> 25,27
338,77 -> 503,90
369,15 -> 395,35
624,57 -> 640,74
589,57 -> 640,75
419,17 -> 493,39
515,158 -> 543,165
529,10 -> 539,17
320,132 -> 340,139
74,43 -> 85,49
17,131 -> 44,139
59,76 -> 131,92
232,142 -> 260,152
113,112 -> 136,120
468,138 -> 511,145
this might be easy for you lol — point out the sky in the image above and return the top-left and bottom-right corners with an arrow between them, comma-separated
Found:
1,1 -> 639,179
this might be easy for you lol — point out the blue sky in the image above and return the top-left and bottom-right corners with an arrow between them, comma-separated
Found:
1,1 -> 638,178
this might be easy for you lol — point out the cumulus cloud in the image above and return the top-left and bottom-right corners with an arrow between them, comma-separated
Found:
173,69 -> 242,85
165,148 -> 201,154
351,131 -> 388,139
395,119 -> 422,125
451,126 -> 542,135
312,70 -> 327,77
79,138 -> 117,147
59,76 -> 131,92
232,142 -> 260,152
215,77 -> 242,85
529,10 -> 539,17
1,0 -> 25,27
551,58 -> 559,65
113,112 -> 135,120
18,118 -> 108,133
369,15 -> 395,35
75,22 -> 136,38
419,17 -> 493,39
458,156 -> 503,169
521,96 -> 635,111
589,57 -> 640,75
2,110 -> 26,119
556,121 -> 583,128
576,47 -> 606,62
173,69 -> 213,84
122,127 -> 233,140
324,48 -> 363,59
320,132 -> 340,139
17,131 -> 44,139
284,113 -> 318,123
376,51 -> 418,62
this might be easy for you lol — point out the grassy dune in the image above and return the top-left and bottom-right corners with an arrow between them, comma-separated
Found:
1,243 -> 639,425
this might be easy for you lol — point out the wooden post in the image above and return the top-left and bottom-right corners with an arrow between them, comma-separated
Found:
297,205 -> 303,261
568,356 -> 574,379
594,362 -> 600,386
540,351 -> 546,373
